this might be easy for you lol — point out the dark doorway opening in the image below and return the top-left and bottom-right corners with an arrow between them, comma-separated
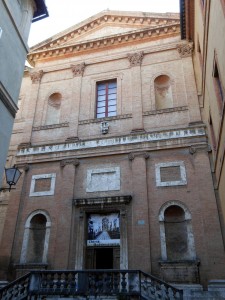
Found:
96,248 -> 113,269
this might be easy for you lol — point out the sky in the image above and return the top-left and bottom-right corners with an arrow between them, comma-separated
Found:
28,0 -> 180,47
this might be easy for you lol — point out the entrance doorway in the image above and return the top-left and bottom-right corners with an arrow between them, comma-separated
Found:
86,247 -> 120,269
96,248 -> 113,269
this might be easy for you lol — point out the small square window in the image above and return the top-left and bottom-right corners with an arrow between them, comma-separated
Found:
29,173 -> 56,197
155,161 -> 187,187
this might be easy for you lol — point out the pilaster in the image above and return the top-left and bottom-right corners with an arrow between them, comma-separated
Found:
54,158 -> 79,269
177,43 -> 201,124
67,63 -> 85,141
20,71 -> 43,147
128,152 -> 151,272
127,52 -> 145,132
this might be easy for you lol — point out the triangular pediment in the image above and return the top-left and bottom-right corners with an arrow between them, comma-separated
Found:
29,10 -> 180,63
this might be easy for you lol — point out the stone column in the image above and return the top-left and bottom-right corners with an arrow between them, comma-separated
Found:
128,152 -> 151,272
0,164 -> 29,279
54,158 -> 79,269
127,52 -> 145,133
66,63 -> 85,142
177,43 -> 201,124
19,70 -> 43,147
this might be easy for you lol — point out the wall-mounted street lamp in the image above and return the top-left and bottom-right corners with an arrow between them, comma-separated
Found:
0,166 -> 22,192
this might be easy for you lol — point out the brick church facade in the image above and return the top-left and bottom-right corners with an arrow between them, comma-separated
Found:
0,10 -> 225,291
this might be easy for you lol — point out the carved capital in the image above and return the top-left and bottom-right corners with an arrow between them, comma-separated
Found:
17,142 -> 31,150
30,70 -> 43,83
15,163 -> 29,172
177,43 -> 193,58
128,153 -> 135,161
189,144 -> 210,155
71,63 -> 85,77
128,152 -> 150,160
60,158 -> 80,167
127,51 -> 144,67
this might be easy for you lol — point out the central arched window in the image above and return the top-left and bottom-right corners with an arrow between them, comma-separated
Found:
159,201 -> 196,261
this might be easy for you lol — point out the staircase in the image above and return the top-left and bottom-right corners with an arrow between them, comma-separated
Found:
0,269 -> 183,299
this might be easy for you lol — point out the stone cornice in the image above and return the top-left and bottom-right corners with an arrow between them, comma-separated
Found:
74,195 -> 132,207
27,40 -> 182,75
143,106 -> 188,116
28,23 -> 180,63
79,114 -> 132,125
32,122 -> 69,131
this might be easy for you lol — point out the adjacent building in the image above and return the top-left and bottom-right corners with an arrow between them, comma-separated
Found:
0,0 -> 48,189
181,0 -> 225,246
0,8 -> 225,297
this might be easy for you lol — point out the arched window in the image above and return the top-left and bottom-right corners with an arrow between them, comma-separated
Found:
45,93 -> 62,125
20,210 -> 51,264
159,201 -> 196,261
154,75 -> 173,109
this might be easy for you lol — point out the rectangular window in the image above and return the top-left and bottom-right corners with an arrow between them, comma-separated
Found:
96,80 -> 117,118
213,59 -> 224,111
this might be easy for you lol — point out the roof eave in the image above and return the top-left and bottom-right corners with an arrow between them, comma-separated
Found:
32,0 -> 49,22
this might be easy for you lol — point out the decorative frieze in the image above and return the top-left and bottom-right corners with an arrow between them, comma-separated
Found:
127,51 -> 144,67
30,70 -> 43,83
177,43 -> 193,58
17,126 -> 206,156
71,63 -> 85,77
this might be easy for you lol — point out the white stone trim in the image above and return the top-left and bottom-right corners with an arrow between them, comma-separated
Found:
86,167 -> 120,192
155,161 -> 187,187
20,210 -> 51,264
29,173 -> 56,197
17,127 -> 206,156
